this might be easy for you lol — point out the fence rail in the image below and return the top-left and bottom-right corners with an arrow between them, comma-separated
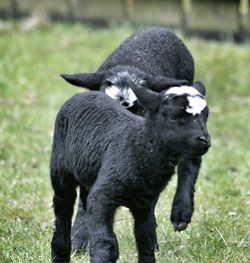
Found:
0,0 -> 249,42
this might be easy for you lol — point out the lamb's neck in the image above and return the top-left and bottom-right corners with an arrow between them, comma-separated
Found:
131,121 -> 179,171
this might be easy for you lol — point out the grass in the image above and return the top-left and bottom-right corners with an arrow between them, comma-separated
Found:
0,23 -> 250,263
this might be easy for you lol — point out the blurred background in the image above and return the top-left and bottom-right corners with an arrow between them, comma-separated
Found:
0,1 -> 250,263
0,0 -> 250,41
0,0 -> 250,42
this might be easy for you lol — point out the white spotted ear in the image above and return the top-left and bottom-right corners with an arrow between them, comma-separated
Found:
193,81 -> 206,96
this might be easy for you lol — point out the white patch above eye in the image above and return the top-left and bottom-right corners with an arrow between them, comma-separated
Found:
164,85 -> 207,116
165,86 -> 202,97
186,96 -> 207,116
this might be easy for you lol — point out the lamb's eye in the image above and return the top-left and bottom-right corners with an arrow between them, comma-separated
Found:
169,116 -> 178,122
105,80 -> 113,87
119,95 -> 125,102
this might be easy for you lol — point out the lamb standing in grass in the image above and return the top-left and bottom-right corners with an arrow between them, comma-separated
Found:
50,82 -> 210,263
61,27 -> 206,251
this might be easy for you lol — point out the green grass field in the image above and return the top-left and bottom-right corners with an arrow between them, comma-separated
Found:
0,23 -> 250,263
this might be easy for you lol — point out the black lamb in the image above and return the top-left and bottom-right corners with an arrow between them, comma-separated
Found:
61,27 -> 206,251
61,27 -> 193,114
50,82 -> 210,263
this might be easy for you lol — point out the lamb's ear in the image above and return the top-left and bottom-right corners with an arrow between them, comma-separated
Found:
149,76 -> 189,92
193,81 -> 206,96
130,84 -> 160,112
60,71 -> 108,90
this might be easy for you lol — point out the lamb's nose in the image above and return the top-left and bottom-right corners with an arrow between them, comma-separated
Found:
121,101 -> 130,107
197,135 -> 211,146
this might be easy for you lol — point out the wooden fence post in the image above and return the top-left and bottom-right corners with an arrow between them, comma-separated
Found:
238,0 -> 249,42
122,0 -> 134,22
181,0 -> 192,34
10,0 -> 20,19
68,0 -> 78,22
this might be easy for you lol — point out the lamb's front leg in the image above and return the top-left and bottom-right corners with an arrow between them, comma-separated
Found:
87,182 -> 119,263
171,156 -> 202,232
131,202 -> 158,263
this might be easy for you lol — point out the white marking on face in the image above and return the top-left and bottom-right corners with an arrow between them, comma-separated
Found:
164,86 -> 207,116
107,71 -> 145,87
186,96 -> 207,116
125,88 -> 137,106
104,71 -> 145,108
105,85 -> 121,100
165,86 -> 202,97
105,85 -> 137,108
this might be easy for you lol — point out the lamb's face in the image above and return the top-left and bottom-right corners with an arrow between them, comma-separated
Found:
155,86 -> 211,157
102,71 -> 145,114
104,84 -> 136,108
60,67 -> 189,116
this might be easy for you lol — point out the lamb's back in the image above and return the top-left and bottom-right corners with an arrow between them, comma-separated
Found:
99,27 -> 194,83
52,91 -> 141,184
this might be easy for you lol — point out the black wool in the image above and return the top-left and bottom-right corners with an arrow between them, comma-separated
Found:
50,84 -> 210,263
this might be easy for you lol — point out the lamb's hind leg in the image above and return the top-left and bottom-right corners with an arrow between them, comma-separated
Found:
51,172 -> 77,263
171,156 -> 202,231
71,187 -> 89,251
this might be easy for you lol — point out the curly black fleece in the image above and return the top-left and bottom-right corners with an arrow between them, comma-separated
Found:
99,27 -> 194,82
50,86 -> 210,263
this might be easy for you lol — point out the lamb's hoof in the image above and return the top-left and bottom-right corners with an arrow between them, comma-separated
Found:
51,251 -> 70,263
173,221 -> 188,232
72,241 -> 88,254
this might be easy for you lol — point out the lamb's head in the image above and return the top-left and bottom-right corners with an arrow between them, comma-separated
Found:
60,66 -> 188,114
131,81 -> 211,157
100,66 -> 146,114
